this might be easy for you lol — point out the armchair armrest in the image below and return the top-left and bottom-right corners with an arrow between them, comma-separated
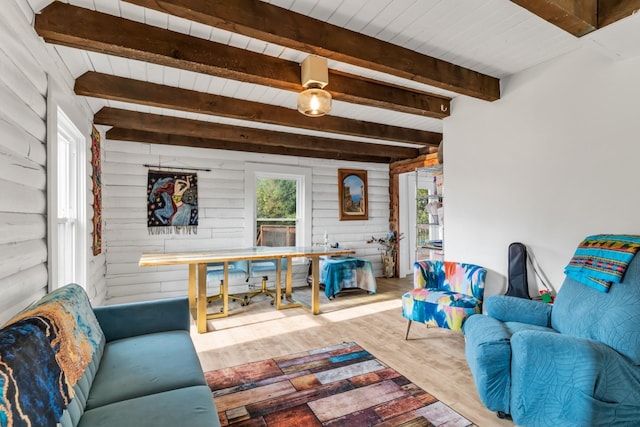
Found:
510,330 -> 640,425
93,297 -> 190,342
485,295 -> 552,327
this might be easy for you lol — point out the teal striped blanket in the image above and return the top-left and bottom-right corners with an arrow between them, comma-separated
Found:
564,234 -> 640,292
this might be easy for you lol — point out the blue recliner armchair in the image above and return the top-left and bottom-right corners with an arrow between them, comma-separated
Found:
463,250 -> 640,426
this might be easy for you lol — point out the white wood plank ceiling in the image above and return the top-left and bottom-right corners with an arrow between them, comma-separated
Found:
19,0 -> 639,153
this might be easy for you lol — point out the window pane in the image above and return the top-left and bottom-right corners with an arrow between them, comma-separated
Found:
58,221 -> 76,285
255,178 -> 297,247
56,107 -> 85,288
57,139 -> 69,217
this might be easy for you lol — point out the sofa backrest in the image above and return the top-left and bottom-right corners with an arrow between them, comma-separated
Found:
552,253 -> 640,365
414,260 -> 487,300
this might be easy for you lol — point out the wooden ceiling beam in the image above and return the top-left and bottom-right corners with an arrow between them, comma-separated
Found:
598,0 -> 640,28
512,0 -> 640,36
94,108 -> 420,161
35,2 -> 450,118
75,72 -> 441,147
106,128 -> 391,163
124,0 -> 500,102
389,154 -> 440,175
511,0 -> 597,37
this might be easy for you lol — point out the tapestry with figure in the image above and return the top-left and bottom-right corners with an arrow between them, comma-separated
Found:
147,170 -> 198,235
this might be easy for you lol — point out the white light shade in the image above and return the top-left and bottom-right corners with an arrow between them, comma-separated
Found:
297,87 -> 332,117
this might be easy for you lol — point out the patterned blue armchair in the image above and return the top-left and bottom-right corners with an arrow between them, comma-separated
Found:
402,260 -> 487,336
463,245 -> 640,426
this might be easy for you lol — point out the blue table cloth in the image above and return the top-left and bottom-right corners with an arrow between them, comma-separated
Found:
320,257 -> 377,299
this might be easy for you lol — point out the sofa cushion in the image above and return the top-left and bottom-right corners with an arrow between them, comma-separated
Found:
78,385 -> 220,427
403,288 -> 481,309
86,330 -> 206,409
402,288 -> 481,331
552,252 -> 640,364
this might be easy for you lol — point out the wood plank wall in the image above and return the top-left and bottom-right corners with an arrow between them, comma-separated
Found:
102,139 -> 391,304
0,1 -> 393,311
0,1 -> 106,323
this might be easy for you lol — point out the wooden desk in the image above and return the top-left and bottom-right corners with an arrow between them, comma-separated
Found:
139,246 -> 355,333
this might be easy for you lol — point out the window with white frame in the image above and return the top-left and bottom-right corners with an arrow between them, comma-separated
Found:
255,176 -> 299,246
245,164 -> 311,250
55,107 -> 86,288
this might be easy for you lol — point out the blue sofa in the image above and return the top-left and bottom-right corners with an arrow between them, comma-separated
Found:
0,284 -> 220,427
463,253 -> 640,426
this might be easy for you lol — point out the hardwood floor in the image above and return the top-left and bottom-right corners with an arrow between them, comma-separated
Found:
191,277 -> 513,427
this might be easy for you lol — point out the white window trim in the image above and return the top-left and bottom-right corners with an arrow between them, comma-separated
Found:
47,77 -> 89,290
244,163 -> 312,251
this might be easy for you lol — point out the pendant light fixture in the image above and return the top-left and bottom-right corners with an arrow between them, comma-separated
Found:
297,55 -> 332,117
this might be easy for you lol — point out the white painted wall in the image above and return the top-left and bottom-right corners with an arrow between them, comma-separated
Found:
0,1 -> 105,323
102,140 -> 391,304
444,45 -> 640,298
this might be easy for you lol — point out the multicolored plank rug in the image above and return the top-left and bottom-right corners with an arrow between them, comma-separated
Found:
205,342 -> 473,426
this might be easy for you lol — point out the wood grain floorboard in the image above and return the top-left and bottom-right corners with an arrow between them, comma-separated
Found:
192,277 -> 513,427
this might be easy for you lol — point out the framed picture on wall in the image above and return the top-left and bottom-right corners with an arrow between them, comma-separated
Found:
338,169 -> 368,221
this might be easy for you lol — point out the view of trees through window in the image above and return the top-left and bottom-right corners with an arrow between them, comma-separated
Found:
256,177 -> 297,247
416,188 -> 431,245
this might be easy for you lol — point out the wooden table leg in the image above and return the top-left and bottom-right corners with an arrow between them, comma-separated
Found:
197,263 -> 207,333
311,256 -> 320,314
